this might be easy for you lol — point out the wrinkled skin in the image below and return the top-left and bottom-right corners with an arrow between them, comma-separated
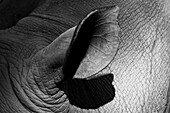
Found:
1,0 -> 170,113
0,0 -> 43,29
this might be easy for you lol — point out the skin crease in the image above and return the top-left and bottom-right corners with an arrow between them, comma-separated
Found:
0,0 -> 44,29
0,0 -> 170,113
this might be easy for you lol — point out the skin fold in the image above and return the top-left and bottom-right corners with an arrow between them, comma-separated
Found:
0,0 -> 44,29
0,0 -> 170,113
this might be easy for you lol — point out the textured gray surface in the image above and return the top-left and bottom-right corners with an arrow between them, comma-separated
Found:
0,0 -> 170,113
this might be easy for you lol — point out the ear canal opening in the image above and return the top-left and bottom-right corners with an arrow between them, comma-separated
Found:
62,10 -> 98,79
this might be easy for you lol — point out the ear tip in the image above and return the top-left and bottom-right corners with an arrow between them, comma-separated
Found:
91,5 -> 119,15
81,5 -> 120,23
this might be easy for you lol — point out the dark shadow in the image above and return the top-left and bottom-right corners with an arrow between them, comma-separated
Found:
62,10 -> 97,80
0,0 -> 44,29
57,73 -> 115,109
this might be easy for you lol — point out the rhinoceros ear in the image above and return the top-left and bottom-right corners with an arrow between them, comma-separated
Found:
62,5 -> 120,80
57,6 -> 120,109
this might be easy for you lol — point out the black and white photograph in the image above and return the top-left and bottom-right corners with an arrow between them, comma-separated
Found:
0,0 -> 170,113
